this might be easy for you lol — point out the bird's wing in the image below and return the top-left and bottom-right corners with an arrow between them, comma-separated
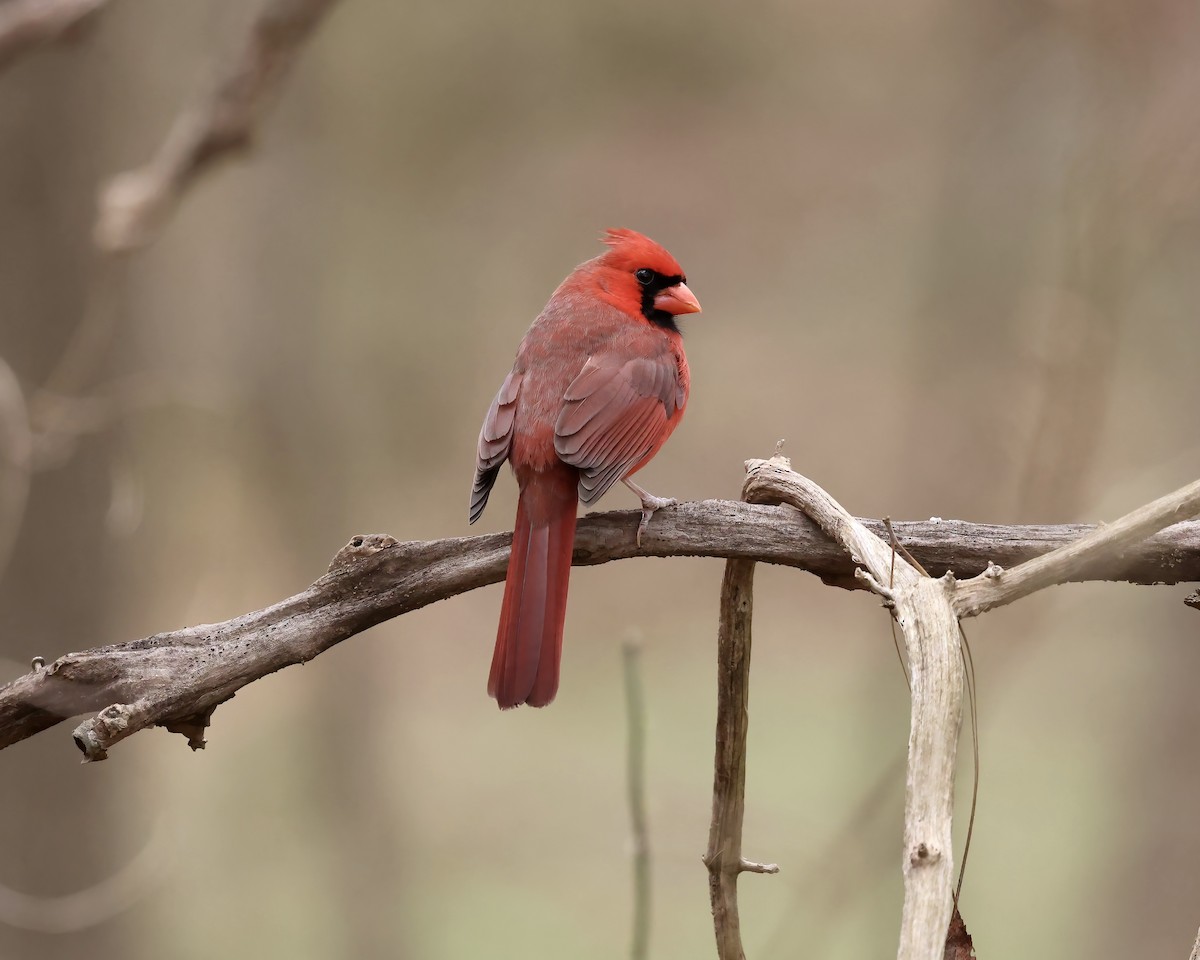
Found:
470,370 -> 522,523
554,353 -> 682,505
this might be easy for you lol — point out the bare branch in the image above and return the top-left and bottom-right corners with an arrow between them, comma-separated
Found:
704,556 -> 774,960
622,640 -> 651,960
953,477 -> 1200,618
743,458 -> 1200,958
2,482 -> 1200,757
93,0 -> 341,252
745,456 -> 963,960
0,0 -> 107,73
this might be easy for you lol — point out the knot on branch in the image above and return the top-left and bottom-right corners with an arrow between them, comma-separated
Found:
908,841 -> 943,867
327,533 -> 399,572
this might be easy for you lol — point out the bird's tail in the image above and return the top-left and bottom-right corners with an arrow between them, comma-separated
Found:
489,468 -> 578,708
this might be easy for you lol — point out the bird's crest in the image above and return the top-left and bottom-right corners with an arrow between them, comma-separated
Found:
599,228 -> 685,278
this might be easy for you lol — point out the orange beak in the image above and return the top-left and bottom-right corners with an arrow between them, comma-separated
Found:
653,282 -> 702,316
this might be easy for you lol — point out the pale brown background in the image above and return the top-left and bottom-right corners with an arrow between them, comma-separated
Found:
2,1 -> 1200,958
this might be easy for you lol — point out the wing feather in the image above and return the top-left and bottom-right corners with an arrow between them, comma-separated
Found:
554,354 -> 679,505
470,371 -> 522,523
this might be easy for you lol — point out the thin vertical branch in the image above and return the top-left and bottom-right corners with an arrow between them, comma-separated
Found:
622,641 -> 651,960
705,557 -> 778,960
893,577 -> 965,960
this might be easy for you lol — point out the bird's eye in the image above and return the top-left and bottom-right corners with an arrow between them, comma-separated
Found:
635,268 -> 654,285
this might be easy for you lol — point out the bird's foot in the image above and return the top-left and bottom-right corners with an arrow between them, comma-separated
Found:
622,478 -> 677,548
636,495 -> 677,547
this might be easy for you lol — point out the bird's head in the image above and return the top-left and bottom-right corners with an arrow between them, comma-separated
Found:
589,228 -> 701,332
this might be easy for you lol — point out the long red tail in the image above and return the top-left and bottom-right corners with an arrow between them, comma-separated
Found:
488,468 -> 578,708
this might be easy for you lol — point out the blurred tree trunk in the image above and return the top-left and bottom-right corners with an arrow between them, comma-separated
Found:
0,54 -> 126,960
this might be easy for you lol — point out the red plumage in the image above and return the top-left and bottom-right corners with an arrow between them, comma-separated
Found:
470,229 -> 701,708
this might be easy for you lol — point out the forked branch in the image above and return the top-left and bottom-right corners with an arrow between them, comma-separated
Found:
953,477 -> 1200,617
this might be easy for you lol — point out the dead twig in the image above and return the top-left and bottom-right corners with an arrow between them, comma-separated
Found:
94,0 -> 342,252
704,556 -> 778,960
622,640 -> 651,960
953,477 -> 1200,618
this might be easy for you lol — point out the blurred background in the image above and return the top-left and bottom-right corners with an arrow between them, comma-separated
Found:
1,0 -> 1199,957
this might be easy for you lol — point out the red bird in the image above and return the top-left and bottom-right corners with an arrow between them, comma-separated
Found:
469,229 -> 701,709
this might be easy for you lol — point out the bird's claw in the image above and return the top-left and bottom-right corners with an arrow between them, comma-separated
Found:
635,494 -> 677,548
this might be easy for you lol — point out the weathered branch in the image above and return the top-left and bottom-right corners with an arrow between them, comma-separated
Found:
0,0 -> 107,73
742,457 -> 1200,959
2,491 -> 1200,758
704,556 -> 778,960
93,0 -> 341,252
953,477 -> 1200,618
746,456 -> 963,960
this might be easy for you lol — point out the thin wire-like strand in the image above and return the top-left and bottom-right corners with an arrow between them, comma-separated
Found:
953,623 -> 980,904
884,517 -> 911,689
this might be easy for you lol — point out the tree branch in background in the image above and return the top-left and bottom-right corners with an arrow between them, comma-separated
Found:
0,354 -> 33,584
0,0 -> 108,73
93,0 -> 342,252
2,485 -> 1200,759
622,640 -> 651,960
704,555 -> 778,960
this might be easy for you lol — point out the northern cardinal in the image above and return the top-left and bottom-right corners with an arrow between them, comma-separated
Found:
469,229 -> 701,708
